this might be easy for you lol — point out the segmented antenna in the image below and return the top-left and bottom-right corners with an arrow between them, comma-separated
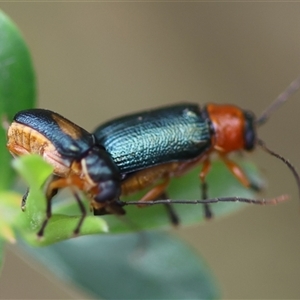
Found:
257,139 -> 300,201
123,194 -> 288,206
257,76 -> 300,126
255,76 -> 300,203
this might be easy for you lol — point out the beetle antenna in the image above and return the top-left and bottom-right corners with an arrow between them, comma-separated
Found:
123,194 -> 288,206
256,76 -> 300,126
257,139 -> 300,201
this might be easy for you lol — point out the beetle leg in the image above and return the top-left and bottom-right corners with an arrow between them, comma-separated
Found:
22,174 -> 60,212
37,176 -> 71,238
199,159 -> 213,219
70,188 -> 86,236
37,186 -> 54,237
138,178 -> 170,207
21,188 -> 29,211
220,155 -> 261,191
137,179 -> 180,226
159,192 -> 180,226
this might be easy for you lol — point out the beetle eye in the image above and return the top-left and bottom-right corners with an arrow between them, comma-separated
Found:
95,180 -> 121,202
243,110 -> 256,151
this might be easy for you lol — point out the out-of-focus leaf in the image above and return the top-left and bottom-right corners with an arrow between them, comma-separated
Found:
0,10 -> 36,190
101,160 -> 265,233
22,232 -> 220,299
0,191 -> 20,243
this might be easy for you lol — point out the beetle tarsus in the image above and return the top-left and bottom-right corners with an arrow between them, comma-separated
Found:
37,220 -> 48,239
249,182 -> 263,192
204,203 -> 213,219
21,188 -> 29,211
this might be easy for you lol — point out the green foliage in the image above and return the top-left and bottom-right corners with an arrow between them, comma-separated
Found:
9,155 -> 263,246
0,191 -> 20,243
0,10 -> 36,190
23,232 -> 220,299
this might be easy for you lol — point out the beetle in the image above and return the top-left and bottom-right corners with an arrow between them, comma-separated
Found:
6,109 -> 123,237
93,76 -> 300,221
6,109 -> 279,238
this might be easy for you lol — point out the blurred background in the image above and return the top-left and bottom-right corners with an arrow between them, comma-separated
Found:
1,2 -> 300,299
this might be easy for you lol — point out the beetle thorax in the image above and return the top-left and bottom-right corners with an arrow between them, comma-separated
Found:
206,104 -> 246,154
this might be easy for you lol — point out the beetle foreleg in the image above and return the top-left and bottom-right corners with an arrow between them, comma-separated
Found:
37,175 -> 70,238
220,155 -> 262,191
22,175 -> 60,212
37,182 -> 55,238
70,189 -> 86,236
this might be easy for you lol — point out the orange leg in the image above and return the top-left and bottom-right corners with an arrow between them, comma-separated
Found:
221,155 -> 262,191
135,177 -> 179,226
220,155 -> 251,187
138,177 -> 170,206
37,175 -> 86,237
199,159 -> 213,219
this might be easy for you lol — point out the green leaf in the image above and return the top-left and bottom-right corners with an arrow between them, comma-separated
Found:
0,10 -> 36,190
53,159 -> 264,236
11,155 -> 265,244
12,155 -> 108,246
100,160 -> 265,233
22,232 -> 220,299
0,191 -> 21,243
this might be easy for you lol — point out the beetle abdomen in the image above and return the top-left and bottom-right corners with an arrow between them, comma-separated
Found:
7,122 -> 72,176
14,109 -> 95,158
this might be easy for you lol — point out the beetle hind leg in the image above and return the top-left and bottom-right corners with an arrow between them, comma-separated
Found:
159,192 -> 180,226
249,182 -> 263,192
136,178 -> 180,226
200,159 -> 213,219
